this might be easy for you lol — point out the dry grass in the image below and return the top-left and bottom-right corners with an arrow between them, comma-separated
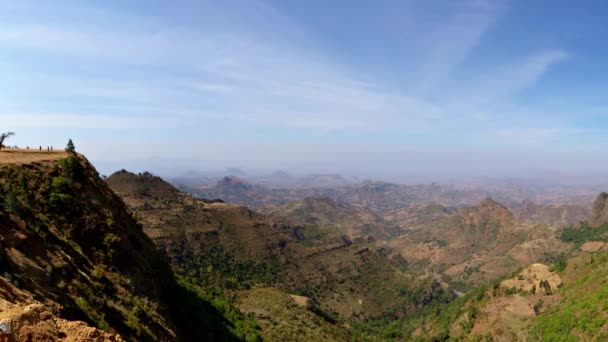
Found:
0,148 -> 68,165
501,263 -> 562,292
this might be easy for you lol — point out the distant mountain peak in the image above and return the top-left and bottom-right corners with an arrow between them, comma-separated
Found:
480,197 -> 505,208
218,176 -> 249,186
462,197 -> 514,228
106,169 -> 179,198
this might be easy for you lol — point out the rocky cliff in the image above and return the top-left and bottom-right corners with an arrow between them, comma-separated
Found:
0,151 -> 236,341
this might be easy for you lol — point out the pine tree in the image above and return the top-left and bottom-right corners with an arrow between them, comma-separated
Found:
66,139 -> 76,154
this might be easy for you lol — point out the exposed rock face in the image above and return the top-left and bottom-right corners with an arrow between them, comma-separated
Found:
589,192 -> 608,227
0,277 -> 122,342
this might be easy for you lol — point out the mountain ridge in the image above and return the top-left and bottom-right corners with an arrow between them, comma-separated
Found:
0,151 -> 240,341
106,169 -> 456,334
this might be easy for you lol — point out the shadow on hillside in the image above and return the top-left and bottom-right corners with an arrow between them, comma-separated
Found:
169,283 -> 242,342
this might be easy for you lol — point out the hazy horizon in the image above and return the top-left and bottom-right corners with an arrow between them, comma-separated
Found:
89,143 -> 608,187
2,0 -> 608,184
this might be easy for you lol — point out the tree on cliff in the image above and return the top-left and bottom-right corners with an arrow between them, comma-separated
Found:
0,132 -> 15,150
66,139 -> 76,154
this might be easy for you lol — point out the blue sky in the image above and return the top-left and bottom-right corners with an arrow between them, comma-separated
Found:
1,0 -> 608,180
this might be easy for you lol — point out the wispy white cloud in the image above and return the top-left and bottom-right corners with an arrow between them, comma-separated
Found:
0,21 -> 441,132
466,50 -> 568,103
415,0 -> 507,92
438,49 -> 569,128
0,0 -> 573,147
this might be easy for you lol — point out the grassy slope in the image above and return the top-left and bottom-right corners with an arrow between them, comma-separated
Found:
530,250 -> 608,341
237,287 -> 350,341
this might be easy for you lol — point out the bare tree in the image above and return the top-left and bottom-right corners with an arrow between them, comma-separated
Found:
0,132 -> 15,151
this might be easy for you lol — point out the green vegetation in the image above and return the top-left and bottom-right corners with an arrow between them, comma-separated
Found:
351,282 -> 469,340
0,243 -> 21,288
174,244 -> 280,290
237,287 -> 350,341
55,155 -> 83,183
168,245 -> 277,340
531,252 -> 608,340
351,267 -> 539,341
353,295 -> 469,340
558,222 -> 608,247
2,168 -> 32,217
50,176 -> 73,209
175,277 -> 260,341
389,250 -> 608,340
545,253 -> 568,272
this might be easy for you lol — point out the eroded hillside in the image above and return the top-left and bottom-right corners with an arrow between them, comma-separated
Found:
106,170 -> 455,339
357,194 -> 608,340
380,243 -> 608,341
108,169 -> 601,340
388,198 -> 570,289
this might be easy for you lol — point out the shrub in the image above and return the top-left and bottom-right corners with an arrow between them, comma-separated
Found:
534,300 -> 544,315
57,156 -> 83,183
558,222 -> 608,247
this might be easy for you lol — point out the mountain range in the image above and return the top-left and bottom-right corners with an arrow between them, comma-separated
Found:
1,149 -> 608,340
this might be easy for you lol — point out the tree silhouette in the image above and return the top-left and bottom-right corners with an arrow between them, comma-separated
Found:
0,132 -> 15,151
66,139 -> 76,154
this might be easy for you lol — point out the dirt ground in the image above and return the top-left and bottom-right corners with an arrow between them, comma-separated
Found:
0,148 -> 68,165
580,241 -> 605,252
501,263 -> 562,291
289,294 -> 310,307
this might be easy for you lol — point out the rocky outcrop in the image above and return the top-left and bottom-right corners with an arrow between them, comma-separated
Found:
0,277 -> 122,342
589,192 -> 608,227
